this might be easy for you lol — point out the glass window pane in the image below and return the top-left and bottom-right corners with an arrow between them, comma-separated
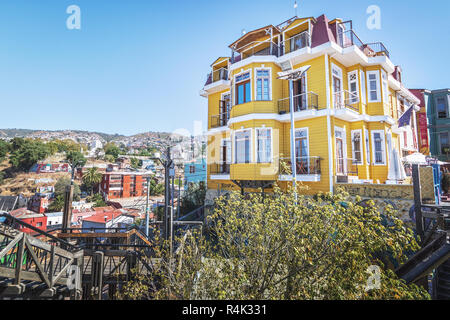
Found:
245,82 -> 251,102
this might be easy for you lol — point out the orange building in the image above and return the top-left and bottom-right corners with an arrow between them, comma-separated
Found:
100,172 -> 150,200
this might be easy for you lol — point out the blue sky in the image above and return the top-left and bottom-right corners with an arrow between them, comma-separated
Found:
0,0 -> 448,136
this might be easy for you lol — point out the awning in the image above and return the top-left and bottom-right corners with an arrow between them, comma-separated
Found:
402,152 -> 428,164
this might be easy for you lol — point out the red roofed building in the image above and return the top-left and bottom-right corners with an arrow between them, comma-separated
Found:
9,208 -> 47,234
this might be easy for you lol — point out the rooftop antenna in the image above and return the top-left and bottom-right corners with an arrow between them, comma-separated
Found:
294,1 -> 298,17
241,29 -> 246,35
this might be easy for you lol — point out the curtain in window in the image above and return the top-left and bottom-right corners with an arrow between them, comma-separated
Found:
257,129 -> 271,163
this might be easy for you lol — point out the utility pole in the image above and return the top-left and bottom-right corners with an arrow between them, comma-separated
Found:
145,176 -> 151,238
62,164 -> 77,234
177,176 -> 181,219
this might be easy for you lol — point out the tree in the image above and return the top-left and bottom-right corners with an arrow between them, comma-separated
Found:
130,157 -> 141,169
149,176 -> 164,196
9,138 -> 50,171
119,186 -> 429,300
54,177 -> 81,201
88,193 -> 107,208
48,195 -> 65,212
104,143 -> 121,161
66,150 -> 86,173
82,167 -> 103,195
0,140 -> 9,162
180,182 -> 206,215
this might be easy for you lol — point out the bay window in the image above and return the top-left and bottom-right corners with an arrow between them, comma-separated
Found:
235,129 -> 251,164
235,72 -> 251,105
351,130 -> 362,164
256,69 -> 270,101
348,71 -> 359,104
371,130 -> 386,165
256,128 -> 272,163
367,71 -> 381,103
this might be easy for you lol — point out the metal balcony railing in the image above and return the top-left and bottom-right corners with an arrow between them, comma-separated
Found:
205,67 -> 229,86
278,92 -> 319,114
335,158 -> 359,176
337,24 -> 390,59
280,31 -> 311,55
279,156 -> 322,175
209,163 -> 231,175
231,40 -> 281,64
338,29 -> 364,50
210,112 -> 230,128
333,90 -> 359,112
362,42 -> 390,58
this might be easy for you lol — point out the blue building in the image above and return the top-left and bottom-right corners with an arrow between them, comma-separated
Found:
412,89 -> 450,162
184,158 -> 207,191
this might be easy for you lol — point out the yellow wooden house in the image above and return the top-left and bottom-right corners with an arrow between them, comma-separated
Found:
200,15 -> 420,197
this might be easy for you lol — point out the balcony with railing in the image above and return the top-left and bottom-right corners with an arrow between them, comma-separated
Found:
277,92 -> 319,114
231,40 -> 281,64
210,111 -> 230,129
280,31 -> 311,56
209,163 -> 231,176
205,67 -> 229,86
337,21 -> 390,60
335,158 -> 359,183
333,90 -> 360,113
279,156 -> 322,179
362,42 -> 390,58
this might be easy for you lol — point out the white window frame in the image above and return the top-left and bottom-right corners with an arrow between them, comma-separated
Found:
348,70 -> 359,104
334,126 -> 347,172
371,130 -> 386,165
220,138 -> 232,164
381,70 -> 389,105
233,128 -> 252,164
331,64 -> 344,108
365,129 -> 370,165
351,129 -> 363,165
360,70 -> 366,105
233,69 -> 252,106
293,127 -> 310,173
255,127 -> 273,163
254,67 -> 272,101
367,70 -> 381,103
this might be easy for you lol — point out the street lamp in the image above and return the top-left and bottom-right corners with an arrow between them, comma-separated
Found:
278,63 -> 311,201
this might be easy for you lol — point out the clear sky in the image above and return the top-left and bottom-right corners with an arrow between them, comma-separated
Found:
0,0 -> 448,136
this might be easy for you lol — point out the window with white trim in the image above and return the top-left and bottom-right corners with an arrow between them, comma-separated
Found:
235,129 -> 251,164
348,71 -> 359,104
367,71 -> 381,103
382,70 -> 389,104
365,129 -> 370,164
256,128 -> 272,163
220,139 -> 231,164
360,70 -> 366,104
351,130 -> 363,164
371,130 -> 386,165
256,69 -> 270,101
